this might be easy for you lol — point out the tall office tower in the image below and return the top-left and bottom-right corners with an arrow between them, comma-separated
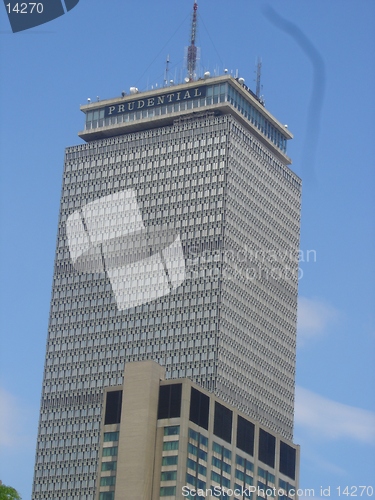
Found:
32,73 -> 301,499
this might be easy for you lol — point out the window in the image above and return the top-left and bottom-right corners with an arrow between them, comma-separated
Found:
212,456 -> 231,474
236,455 -> 253,473
100,476 -> 116,486
158,384 -> 182,419
189,428 -> 199,441
211,471 -> 221,484
187,458 -> 197,472
188,443 -> 197,456
198,463 -> 207,476
104,391 -> 122,425
214,402 -> 232,443
186,472 -> 196,486
235,469 -> 244,482
103,431 -> 119,442
164,426 -> 180,436
211,472 -> 231,489
160,486 -> 176,496
102,447 -> 118,457
162,455 -> 178,466
101,461 -> 117,471
188,443 -> 207,461
212,456 -> 222,469
189,387 -> 209,430
236,416 -> 254,456
99,493 -> 114,500
279,441 -> 296,480
161,471 -> 177,481
258,429 -> 275,468
200,434 -> 208,447
163,441 -> 179,451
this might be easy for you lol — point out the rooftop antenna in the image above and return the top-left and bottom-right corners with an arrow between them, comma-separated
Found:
256,57 -> 263,99
187,1 -> 198,81
164,54 -> 170,87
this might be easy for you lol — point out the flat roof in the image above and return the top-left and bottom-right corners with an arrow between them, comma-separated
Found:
78,75 -> 292,164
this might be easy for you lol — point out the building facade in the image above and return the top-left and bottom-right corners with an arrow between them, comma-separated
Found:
96,361 -> 299,500
32,75 -> 301,499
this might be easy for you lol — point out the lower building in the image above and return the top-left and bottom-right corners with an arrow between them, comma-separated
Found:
96,361 -> 299,500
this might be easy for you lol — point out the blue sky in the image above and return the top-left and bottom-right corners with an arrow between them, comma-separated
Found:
0,1 -> 374,498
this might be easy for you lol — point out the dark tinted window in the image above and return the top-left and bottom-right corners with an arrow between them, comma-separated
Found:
258,429 -> 275,468
279,441 -> 296,480
189,387 -> 210,430
213,402 -> 232,443
104,390 -> 122,425
157,384 -> 182,419
236,415 -> 254,456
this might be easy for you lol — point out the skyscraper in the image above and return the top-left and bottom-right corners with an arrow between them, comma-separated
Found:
32,70 -> 301,499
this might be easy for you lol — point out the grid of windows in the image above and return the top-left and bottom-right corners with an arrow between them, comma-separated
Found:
186,427 -> 209,496
210,440 -> 232,492
158,387 -> 297,500
160,424 -> 180,499
279,479 -> 295,500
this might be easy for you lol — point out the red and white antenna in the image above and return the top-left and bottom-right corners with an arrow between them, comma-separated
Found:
187,1 -> 198,81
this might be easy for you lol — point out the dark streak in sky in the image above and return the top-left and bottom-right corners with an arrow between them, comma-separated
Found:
263,5 -> 326,186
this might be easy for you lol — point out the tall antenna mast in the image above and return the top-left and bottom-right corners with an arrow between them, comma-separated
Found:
256,57 -> 262,98
187,1 -> 198,81
164,54 -> 170,86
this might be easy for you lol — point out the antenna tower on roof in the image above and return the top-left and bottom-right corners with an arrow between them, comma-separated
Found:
164,54 -> 170,86
255,57 -> 265,105
256,57 -> 262,99
187,1 -> 198,81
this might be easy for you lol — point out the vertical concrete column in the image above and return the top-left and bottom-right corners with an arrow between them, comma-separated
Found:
115,361 -> 165,500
